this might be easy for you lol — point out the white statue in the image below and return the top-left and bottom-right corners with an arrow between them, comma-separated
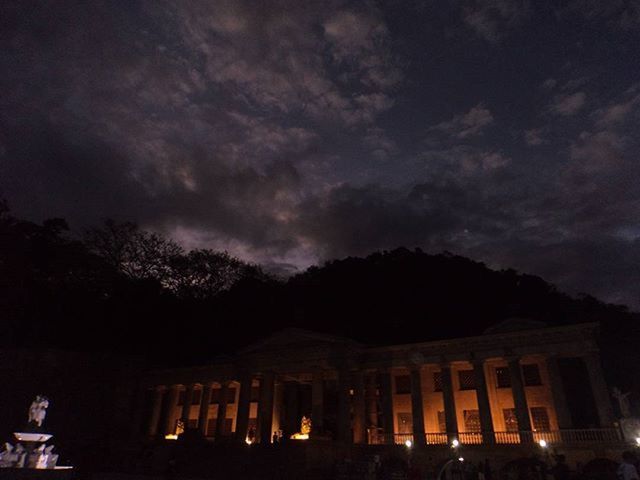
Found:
28,396 -> 49,428
612,387 -> 632,418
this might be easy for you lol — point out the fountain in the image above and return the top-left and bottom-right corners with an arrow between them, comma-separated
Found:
0,396 -> 71,470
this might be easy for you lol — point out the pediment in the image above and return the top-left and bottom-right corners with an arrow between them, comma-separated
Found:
239,328 -> 358,354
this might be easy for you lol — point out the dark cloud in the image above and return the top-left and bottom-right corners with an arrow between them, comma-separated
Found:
1,0 -> 639,309
564,0 -> 640,30
461,0 -> 531,43
429,103 -> 495,139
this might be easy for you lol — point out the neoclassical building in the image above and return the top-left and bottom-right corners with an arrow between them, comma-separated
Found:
139,321 -> 622,449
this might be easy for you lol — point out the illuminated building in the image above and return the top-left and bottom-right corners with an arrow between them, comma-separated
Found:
139,321 -> 623,453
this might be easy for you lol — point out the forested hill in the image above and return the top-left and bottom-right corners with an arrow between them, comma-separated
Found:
1,202 -> 637,370
281,249 -> 631,343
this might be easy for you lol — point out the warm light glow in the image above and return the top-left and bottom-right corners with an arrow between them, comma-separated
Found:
164,434 -> 178,440
458,457 -> 464,462
538,439 -> 548,448
451,439 -> 459,448
290,416 -> 311,440
245,438 -> 253,445
635,437 -> 640,446
405,440 -> 412,448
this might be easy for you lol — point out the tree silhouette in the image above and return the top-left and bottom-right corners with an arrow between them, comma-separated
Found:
167,249 -> 266,299
84,219 -> 182,283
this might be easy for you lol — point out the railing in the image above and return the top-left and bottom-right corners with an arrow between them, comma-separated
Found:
393,433 -> 414,445
494,431 -> 522,444
367,429 -> 622,446
495,429 -> 623,444
425,432 -> 448,445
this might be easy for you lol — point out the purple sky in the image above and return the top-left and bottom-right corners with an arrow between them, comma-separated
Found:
1,1 -> 639,308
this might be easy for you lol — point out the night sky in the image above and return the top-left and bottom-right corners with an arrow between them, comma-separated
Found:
1,1 -> 639,308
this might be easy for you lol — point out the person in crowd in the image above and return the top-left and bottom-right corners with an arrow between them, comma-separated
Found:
484,458 -> 493,480
617,452 -> 640,480
549,455 -> 570,480
478,461 -> 486,480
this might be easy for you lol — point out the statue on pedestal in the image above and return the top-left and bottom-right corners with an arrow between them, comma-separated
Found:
612,387 -> 632,418
290,416 -> 312,440
301,416 -> 312,436
28,395 -> 49,428
613,387 -> 640,443
1,396 -> 68,470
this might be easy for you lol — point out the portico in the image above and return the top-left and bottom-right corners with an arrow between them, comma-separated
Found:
139,323 -> 621,448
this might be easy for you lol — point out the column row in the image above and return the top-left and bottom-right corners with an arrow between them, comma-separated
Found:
143,352 -> 612,445
377,353 -> 613,444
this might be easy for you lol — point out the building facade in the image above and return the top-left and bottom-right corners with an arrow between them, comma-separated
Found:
139,322 -> 621,450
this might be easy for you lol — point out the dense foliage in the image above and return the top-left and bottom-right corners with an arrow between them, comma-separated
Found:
1,200 -> 638,402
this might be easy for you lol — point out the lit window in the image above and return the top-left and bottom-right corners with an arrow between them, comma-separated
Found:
530,407 -> 550,431
463,410 -> 481,432
210,389 -> 221,404
458,370 -> 476,390
227,388 -> 237,404
503,408 -> 518,432
496,367 -> 511,388
397,413 -> 413,434
522,364 -> 542,386
437,411 -> 446,433
250,386 -> 260,402
433,372 -> 443,392
395,375 -> 411,394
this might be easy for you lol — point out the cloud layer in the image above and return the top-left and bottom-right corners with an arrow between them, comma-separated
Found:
1,0 -> 639,309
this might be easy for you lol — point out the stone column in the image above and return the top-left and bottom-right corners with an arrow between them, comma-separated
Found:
410,367 -> 426,447
545,356 -> 572,429
353,371 -> 367,444
235,373 -> 253,442
379,370 -> 395,441
272,379 -> 284,435
312,368 -> 324,433
198,383 -> 212,436
583,352 -> 615,427
162,384 -> 180,435
365,373 -> 378,429
181,384 -> 194,426
508,357 -> 532,441
148,387 -> 165,436
258,371 -> 275,444
336,367 -> 351,443
129,385 -> 148,438
472,359 -> 495,444
440,364 -> 459,442
215,381 -> 230,441
284,382 -> 300,437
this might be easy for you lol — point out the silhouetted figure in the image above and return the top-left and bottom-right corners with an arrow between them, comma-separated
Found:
407,462 -> 421,480
484,458 -> 493,480
478,461 -> 486,480
164,458 -> 177,480
617,452 -> 639,480
550,455 -> 570,480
